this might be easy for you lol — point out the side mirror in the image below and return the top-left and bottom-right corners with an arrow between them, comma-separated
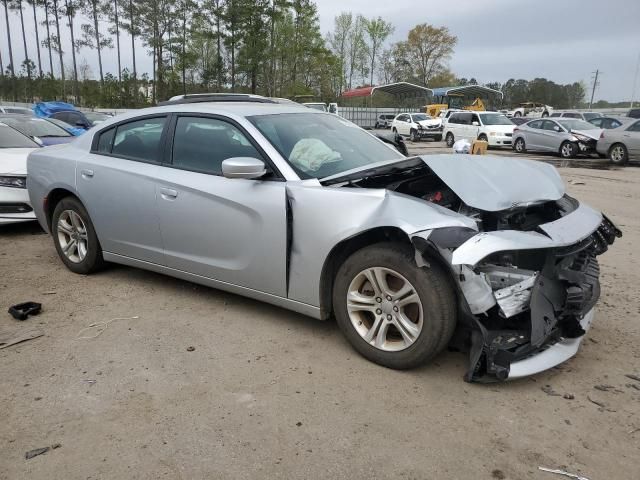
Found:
554,126 -> 561,132
472,121 -> 480,126
221,157 -> 267,179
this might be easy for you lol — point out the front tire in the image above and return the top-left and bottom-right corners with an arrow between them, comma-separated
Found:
52,196 -> 104,274
478,134 -> 488,142
445,132 -> 454,147
608,143 -> 628,165
332,243 -> 457,370
560,141 -> 577,159
514,111 -> 522,117
410,129 -> 419,142
435,134 -> 443,142
513,137 -> 526,153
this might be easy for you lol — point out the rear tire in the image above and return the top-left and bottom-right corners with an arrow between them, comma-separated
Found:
514,111 -> 522,117
608,143 -> 628,165
445,132 -> 455,147
332,242 -> 457,370
478,134 -> 488,142
560,141 -> 577,159
52,196 -> 105,274
435,134 -> 443,142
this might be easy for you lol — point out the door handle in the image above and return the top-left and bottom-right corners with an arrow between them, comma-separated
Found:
80,169 -> 94,178
160,187 -> 178,200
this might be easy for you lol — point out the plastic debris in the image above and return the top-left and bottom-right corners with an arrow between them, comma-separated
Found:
8,302 -> 42,321
538,466 -> 590,480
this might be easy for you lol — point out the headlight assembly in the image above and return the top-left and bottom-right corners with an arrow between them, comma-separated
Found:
0,176 -> 27,188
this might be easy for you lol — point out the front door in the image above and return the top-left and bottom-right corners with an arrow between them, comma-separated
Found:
76,116 -> 168,264
154,115 -> 288,297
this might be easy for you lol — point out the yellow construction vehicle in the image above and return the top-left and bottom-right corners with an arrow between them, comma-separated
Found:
425,96 -> 486,117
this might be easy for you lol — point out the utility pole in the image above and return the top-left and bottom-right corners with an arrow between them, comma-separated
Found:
631,52 -> 640,109
588,69 -> 600,110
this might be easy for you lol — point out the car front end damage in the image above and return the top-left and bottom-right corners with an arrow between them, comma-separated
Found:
323,154 -> 622,382
415,210 -> 620,382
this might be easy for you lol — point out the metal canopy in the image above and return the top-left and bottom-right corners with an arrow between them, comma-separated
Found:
341,82 -> 433,98
431,85 -> 503,99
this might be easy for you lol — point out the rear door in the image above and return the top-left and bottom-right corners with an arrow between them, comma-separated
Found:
77,116 -> 168,264
523,120 -> 545,149
624,121 -> 640,157
154,114 -> 288,296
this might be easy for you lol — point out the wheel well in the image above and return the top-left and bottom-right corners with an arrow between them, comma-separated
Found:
45,188 -> 79,231
318,227 -> 412,320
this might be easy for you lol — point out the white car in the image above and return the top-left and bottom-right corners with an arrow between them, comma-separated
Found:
0,105 -> 33,115
506,102 -> 553,118
0,123 -> 40,225
391,113 -> 443,142
444,111 -> 515,148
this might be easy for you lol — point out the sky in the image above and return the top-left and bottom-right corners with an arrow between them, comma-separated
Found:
1,0 -> 639,103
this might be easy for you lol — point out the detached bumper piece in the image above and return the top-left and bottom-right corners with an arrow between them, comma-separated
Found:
465,217 -> 621,383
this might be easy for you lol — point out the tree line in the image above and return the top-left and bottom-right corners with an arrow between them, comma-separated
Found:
0,2 -> 585,109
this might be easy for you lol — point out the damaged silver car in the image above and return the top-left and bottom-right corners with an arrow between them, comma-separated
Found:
26,94 -> 621,382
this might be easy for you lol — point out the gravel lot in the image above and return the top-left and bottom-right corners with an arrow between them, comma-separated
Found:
1,146 -> 638,479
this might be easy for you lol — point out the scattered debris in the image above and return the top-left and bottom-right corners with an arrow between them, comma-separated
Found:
41,291 -> 57,295
0,328 -> 44,350
538,466 -> 590,480
594,384 -> 616,392
83,379 -> 96,385
76,316 -> 139,340
296,422 -> 302,427
629,427 -> 640,435
626,383 -> 640,391
541,385 -> 561,396
25,447 -> 49,460
563,393 -> 575,400
491,469 -> 506,479
186,346 -> 195,352
8,302 -> 42,321
625,374 -> 640,383
568,180 -> 586,185
586,396 -> 615,411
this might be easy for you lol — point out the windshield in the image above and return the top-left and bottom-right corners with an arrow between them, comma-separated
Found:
479,113 -> 513,125
0,124 -> 40,148
557,119 -> 598,131
0,116 -> 71,137
85,111 -> 111,123
304,104 -> 327,112
412,114 -> 431,121
248,113 -> 402,179
582,112 -> 601,121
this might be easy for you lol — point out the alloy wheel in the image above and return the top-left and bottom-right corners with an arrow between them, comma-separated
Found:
346,267 -> 423,352
610,145 -> 625,163
561,142 -> 575,158
57,210 -> 89,263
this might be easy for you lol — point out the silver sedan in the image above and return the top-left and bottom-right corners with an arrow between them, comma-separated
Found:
596,118 -> 640,165
26,95 -> 621,382
512,118 -> 602,158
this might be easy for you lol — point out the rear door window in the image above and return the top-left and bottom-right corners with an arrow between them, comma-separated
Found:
528,120 -> 543,129
110,117 -> 167,162
627,121 -> 640,132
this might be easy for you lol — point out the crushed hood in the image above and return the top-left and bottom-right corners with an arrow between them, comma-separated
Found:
572,129 -> 601,141
0,148 -> 37,175
420,154 -> 565,212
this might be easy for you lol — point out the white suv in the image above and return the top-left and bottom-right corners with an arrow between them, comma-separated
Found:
444,111 -> 515,148
391,113 -> 443,142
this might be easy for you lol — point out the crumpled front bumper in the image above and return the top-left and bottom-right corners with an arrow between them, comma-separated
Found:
507,308 -> 594,379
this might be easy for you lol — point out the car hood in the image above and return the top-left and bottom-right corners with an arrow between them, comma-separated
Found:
571,129 -> 601,141
0,148 -> 38,174
322,154 -> 565,212
421,154 -> 564,211
484,124 -> 515,133
417,119 -> 441,127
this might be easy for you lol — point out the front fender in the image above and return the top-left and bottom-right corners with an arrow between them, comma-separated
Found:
285,183 -> 476,307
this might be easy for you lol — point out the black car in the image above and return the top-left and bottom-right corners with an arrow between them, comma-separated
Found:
628,108 -> 640,119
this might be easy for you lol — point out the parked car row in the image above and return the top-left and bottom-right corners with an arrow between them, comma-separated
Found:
512,116 -> 640,164
20,93 -> 621,383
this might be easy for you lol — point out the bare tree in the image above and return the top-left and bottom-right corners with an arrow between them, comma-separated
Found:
63,0 -> 80,101
52,0 -> 65,92
363,17 -> 393,86
28,0 -> 43,76
42,0 -> 55,77
2,0 -> 16,83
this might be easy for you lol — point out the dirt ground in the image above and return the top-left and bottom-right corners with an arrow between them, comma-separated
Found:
1,160 -> 638,479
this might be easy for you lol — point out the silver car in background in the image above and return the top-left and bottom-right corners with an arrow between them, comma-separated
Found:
512,118 -> 602,158
26,95 -> 621,382
596,118 -> 640,165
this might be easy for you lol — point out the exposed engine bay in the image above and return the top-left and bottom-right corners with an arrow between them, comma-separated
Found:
323,156 -> 622,382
